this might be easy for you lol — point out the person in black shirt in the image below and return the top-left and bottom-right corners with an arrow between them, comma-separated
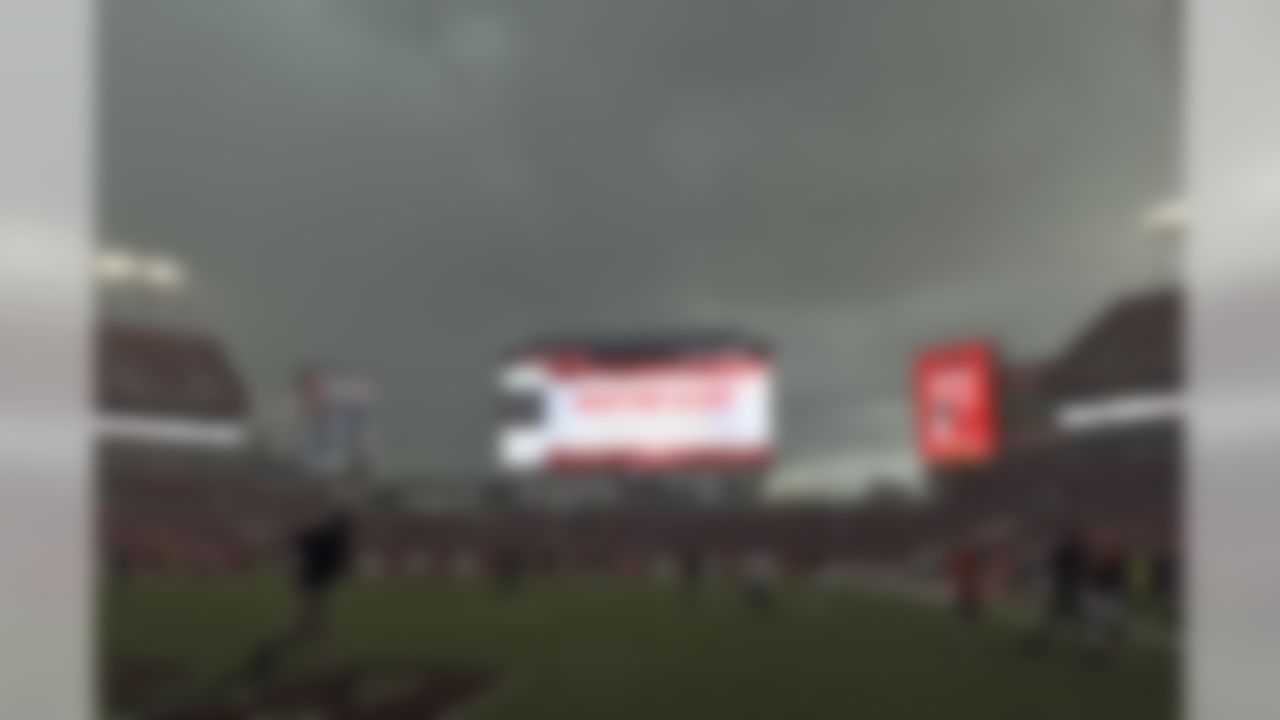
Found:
1152,552 -> 1179,621
1084,544 -> 1129,661
296,509 -> 355,615
679,545 -> 704,602
241,508 -> 356,685
1026,527 -> 1089,655
492,543 -> 525,595
1049,531 -> 1087,619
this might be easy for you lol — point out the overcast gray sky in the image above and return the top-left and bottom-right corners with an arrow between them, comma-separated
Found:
100,0 -> 1177,483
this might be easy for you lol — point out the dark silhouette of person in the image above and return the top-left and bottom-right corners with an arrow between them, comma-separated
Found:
241,508 -> 355,685
1026,526 -> 1088,655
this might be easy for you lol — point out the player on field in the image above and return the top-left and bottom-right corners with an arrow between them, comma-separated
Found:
239,472 -> 364,686
679,544 -> 705,601
1026,526 -> 1089,656
1084,542 -> 1129,662
742,548 -> 778,612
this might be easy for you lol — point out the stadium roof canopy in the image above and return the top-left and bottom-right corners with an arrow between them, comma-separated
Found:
1047,288 -> 1181,401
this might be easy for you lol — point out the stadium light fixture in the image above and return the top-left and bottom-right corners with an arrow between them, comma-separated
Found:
139,255 -> 188,292
1142,199 -> 1188,238
95,248 -> 142,285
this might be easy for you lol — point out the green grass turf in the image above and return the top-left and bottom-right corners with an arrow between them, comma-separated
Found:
103,575 -> 1178,720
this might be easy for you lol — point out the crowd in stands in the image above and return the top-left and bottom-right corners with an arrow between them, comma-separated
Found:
100,324 -> 247,419
101,430 -> 1179,613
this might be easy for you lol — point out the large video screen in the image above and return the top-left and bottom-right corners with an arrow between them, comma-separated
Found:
297,369 -> 379,476
498,342 -> 774,474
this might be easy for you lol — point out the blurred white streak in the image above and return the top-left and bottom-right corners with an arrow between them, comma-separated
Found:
1056,392 -> 1181,432
1190,0 -> 1280,717
0,0 -> 93,717
98,414 -> 248,450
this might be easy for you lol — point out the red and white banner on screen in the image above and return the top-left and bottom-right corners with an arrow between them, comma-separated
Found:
499,354 -> 774,473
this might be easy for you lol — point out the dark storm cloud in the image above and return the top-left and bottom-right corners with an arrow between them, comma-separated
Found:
101,0 -> 1177,479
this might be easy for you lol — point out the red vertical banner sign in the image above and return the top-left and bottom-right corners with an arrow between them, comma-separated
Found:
914,342 -> 999,467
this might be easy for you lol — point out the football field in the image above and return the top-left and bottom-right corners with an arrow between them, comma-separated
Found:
103,576 -> 1177,719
